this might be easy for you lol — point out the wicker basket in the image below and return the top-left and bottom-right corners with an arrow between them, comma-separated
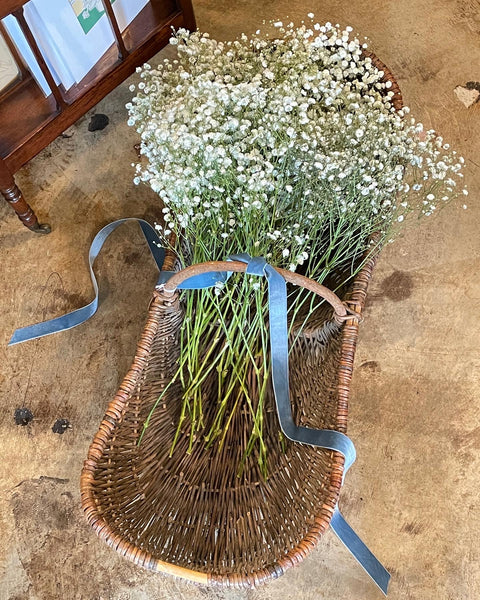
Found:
80,53 -> 402,588
80,254 -> 374,587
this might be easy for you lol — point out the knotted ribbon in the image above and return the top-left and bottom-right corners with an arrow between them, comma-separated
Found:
9,219 -> 390,594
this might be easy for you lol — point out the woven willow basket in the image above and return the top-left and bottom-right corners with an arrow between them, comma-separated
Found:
80,53 -> 402,588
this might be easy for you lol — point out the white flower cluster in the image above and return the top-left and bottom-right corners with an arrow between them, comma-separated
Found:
127,19 -> 467,272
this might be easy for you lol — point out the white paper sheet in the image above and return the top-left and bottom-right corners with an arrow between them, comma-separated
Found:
1,15 -> 53,96
23,4 -> 77,90
3,0 -> 153,93
24,0 -> 116,89
113,0 -> 150,32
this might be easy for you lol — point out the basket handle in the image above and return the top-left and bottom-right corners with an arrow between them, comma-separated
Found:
160,259 -> 357,324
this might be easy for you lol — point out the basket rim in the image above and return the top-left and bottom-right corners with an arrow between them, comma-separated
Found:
80,48 -> 400,588
80,249 -> 377,587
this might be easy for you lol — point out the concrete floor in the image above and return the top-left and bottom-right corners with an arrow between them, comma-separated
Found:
1,1 -> 479,598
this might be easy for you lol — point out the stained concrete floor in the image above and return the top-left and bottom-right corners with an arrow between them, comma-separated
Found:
1,1 -> 479,599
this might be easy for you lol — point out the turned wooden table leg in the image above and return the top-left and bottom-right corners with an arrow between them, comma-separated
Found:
0,162 -> 51,234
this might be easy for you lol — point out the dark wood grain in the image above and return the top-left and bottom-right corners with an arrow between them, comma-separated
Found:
0,159 -> 36,228
0,159 -> 51,232
0,0 -> 26,20
100,0 -> 128,60
175,0 -> 196,31
13,7 -> 67,110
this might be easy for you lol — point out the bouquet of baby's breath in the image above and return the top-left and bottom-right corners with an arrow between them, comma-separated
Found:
127,17 -> 467,474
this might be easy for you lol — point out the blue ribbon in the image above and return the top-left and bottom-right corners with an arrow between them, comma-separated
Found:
230,252 -> 389,595
9,219 -> 165,346
8,219 -> 390,594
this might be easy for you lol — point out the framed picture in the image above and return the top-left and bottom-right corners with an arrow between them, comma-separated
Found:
70,0 -> 116,35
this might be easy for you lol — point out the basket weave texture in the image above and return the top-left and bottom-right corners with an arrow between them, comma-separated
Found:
80,255 -> 375,587
80,52 -> 402,588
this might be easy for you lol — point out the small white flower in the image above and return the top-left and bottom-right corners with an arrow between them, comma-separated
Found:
214,281 -> 225,295
127,19 -> 465,298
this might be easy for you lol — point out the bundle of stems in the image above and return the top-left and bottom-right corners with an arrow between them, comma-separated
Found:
140,217 -> 383,477
130,20 -> 467,475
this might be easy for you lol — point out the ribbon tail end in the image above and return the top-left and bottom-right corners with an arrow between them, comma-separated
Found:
8,333 -> 21,346
331,508 -> 391,595
379,575 -> 390,596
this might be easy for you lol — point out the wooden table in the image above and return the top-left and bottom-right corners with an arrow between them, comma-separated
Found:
0,0 -> 195,234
